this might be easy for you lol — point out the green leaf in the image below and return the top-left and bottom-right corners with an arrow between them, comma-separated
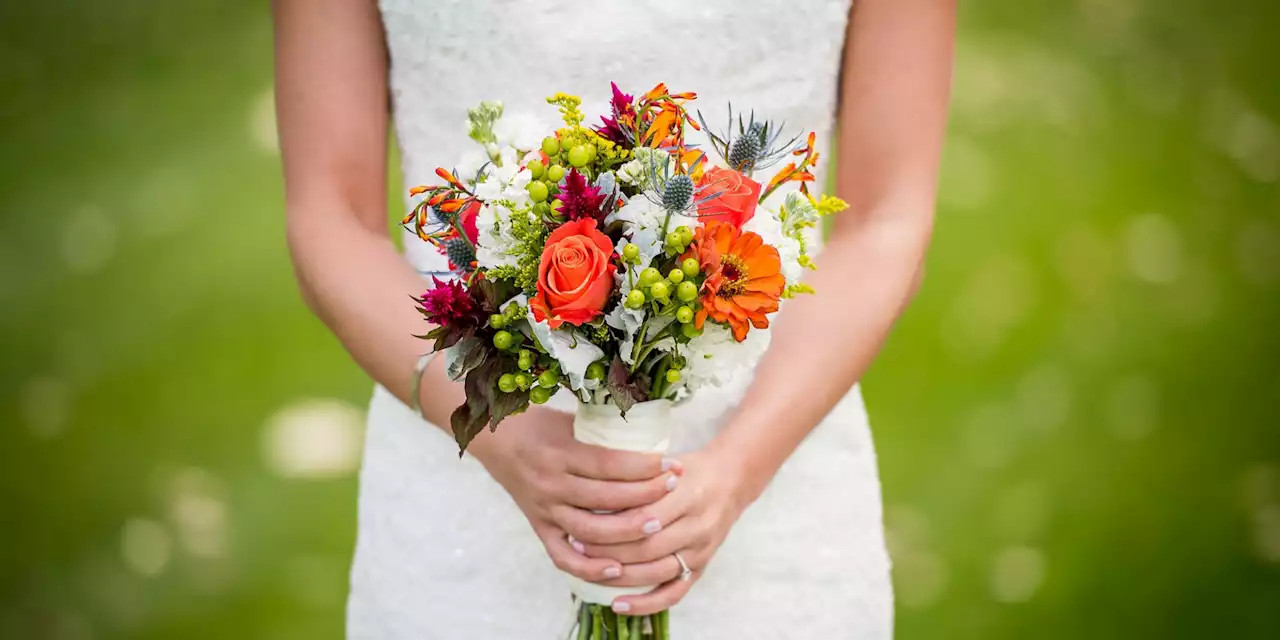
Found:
449,402 -> 488,456
445,337 -> 489,381
453,356 -> 501,455
606,356 -> 647,416
489,387 -> 529,431
434,325 -> 475,352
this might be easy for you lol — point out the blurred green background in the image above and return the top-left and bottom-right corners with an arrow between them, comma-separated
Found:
2,1 -> 1278,638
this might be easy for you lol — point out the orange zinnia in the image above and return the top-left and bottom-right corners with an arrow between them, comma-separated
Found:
687,221 -> 785,342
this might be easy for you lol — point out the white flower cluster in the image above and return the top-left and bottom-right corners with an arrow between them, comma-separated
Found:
680,321 -> 770,394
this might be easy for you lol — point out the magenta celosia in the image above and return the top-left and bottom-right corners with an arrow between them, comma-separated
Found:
417,277 -> 481,327
594,82 -> 635,146
554,168 -> 607,222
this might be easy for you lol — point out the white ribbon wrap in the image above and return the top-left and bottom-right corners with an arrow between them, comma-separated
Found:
564,400 -> 674,604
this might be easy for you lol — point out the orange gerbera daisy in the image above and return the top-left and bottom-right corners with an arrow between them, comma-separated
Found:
687,221 -> 786,342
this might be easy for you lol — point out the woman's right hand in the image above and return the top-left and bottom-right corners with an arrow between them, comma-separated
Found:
469,407 -> 682,584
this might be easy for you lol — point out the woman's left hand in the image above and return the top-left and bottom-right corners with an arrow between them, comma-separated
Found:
574,446 -> 753,616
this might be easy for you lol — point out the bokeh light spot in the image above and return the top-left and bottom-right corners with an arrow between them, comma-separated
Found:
895,549 -> 949,610
263,398 -> 365,480
1125,213 -> 1182,284
990,546 -> 1047,603
21,375 -> 72,439
120,518 -> 172,578
62,205 -> 117,275
167,467 -> 229,559
1015,365 -> 1073,434
250,87 -> 278,155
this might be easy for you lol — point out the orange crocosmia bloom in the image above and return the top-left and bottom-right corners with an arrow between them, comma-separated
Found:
686,221 -> 785,342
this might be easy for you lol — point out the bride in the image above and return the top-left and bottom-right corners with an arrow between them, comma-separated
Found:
273,0 -> 952,637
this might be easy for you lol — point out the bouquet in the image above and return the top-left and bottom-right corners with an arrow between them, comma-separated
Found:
404,83 -> 844,639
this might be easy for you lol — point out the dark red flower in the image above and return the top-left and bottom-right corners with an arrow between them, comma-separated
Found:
594,82 -> 635,146
417,277 -> 482,328
457,200 -> 480,245
554,168 -> 607,222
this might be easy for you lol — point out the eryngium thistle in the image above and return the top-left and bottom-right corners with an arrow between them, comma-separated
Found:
446,237 -> 476,268
662,174 -> 695,211
728,122 -> 766,171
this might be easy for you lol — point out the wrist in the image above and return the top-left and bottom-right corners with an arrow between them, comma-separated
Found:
704,432 -> 772,513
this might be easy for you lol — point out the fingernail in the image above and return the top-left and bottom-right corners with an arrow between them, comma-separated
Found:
642,519 -> 662,535
612,601 -> 631,613
603,566 -> 621,579
661,457 -> 675,472
571,539 -> 586,554
665,474 -> 678,492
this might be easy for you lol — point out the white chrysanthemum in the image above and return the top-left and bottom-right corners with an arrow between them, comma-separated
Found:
454,148 -> 490,186
609,197 -> 697,243
474,202 -> 530,269
493,113 -> 549,153
525,313 -> 604,392
473,147 -> 531,205
681,322 -> 770,393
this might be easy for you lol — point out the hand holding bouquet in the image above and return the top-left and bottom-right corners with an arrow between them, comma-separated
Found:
404,83 -> 845,638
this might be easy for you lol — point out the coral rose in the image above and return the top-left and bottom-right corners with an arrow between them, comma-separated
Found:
696,167 -> 762,227
530,218 -> 615,328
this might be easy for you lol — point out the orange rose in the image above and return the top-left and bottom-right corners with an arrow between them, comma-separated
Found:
530,218 -> 615,328
696,167 -> 762,227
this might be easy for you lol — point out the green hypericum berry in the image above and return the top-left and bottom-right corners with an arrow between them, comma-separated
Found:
489,314 -> 507,330
638,267 -> 662,287
497,373 -> 518,393
542,137 -> 560,156
649,281 -> 670,301
622,243 -> 640,261
666,231 -> 683,249
665,369 -> 682,384
537,369 -> 560,388
534,202 -> 550,217
626,289 -> 646,309
662,174 -> 694,211
504,302 -> 522,318
546,164 -> 566,183
668,269 -> 685,284
515,372 -> 533,391
517,349 -> 534,371
493,330 -> 514,350
681,323 -> 702,339
676,306 -> 694,324
568,145 -> 591,168
585,143 -> 598,160
586,361 -> 607,380
677,226 -> 694,246
676,280 -> 699,302
681,257 -> 700,278
529,386 -> 553,404
527,181 -> 549,203
527,159 -> 545,180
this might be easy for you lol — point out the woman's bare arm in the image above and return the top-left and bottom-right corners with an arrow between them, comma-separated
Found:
717,0 -> 955,500
272,0 -> 465,424
272,0 -> 680,583
594,0 -> 955,615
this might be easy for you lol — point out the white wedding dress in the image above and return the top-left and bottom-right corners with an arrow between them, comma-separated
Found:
349,1 -> 893,637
